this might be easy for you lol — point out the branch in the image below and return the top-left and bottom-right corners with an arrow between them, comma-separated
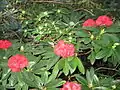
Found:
95,67 -> 118,72
30,0 -> 76,5
78,49 -> 92,56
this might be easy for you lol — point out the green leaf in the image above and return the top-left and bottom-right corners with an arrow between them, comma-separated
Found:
88,51 -> 96,65
22,71 -> 34,81
82,27 -> 99,32
34,76 -> 42,88
63,59 -> 70,76
95,48 -> 110,59
46,79 -> 65,88
76,30 -> 90,37
15,84 -> 22,90
42,51 -> 55,59
47,87 -> 59,90
1,69 -> 11,81
69,57 -> 78,74
75,74 -> 88,86
0,85 -> 6,90
105,25 -> 120,33
103,34 -> 119,43
93,86 -> 110,90
21,71 -> 37,88
103,49 -> 113,62
92,41 -> 101,53
41,71 -> 50,85
47,55 -> 60,70
48,63 -> 59,83
86,68 -> 94,85
22,84 -> 28,90
81,38 -> 91,44
74,57 -> 85,74
32,60 -> 48,74
93,74 -> 99,85
8,73 -> 17,87
16,72 -> 25,87
58,58 -> 65,70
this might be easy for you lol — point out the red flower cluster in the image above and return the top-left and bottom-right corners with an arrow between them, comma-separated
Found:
96,15 -> 113,27
0,40 -> 12,49
83,15 -> 113,27
60,81 -> 81,90
8,54 -> 28,72
54,40 -> 75,58
82,19 -> 96,27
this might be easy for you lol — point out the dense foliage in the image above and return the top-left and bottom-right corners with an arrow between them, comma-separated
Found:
0,0 -> 120,90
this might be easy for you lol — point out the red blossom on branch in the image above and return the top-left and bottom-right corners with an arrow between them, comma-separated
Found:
82,19 -> 96,27
60,81 -> 81,90
8,54 -> 28,72
0,40 -> 12,49
54,40 -> 75,58
96,15 -> 113,27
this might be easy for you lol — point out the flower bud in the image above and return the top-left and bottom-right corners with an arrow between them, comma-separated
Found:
112,85 -> 116,89
90,34 -> 94,40
20,46 -> 24,52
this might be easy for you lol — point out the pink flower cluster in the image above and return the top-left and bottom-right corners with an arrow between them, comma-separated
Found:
60,81 -> 81,90
54,40 -> 75,58
8,54 -> 28,72
83,15 -> 113,27
0,40 -> 12,49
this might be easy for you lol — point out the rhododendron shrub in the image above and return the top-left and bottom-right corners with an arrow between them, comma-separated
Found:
81,15 -> 120,66
54,40 -> 75,58
8,54 -> 28,72
60,81 -> 81,90
0,40 -> 12,49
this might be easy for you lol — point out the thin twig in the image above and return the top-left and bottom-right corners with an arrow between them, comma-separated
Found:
95,67 -> 118,72
30,0 -> 77,5
74,8 -> 95,16
78,49 -> 92,56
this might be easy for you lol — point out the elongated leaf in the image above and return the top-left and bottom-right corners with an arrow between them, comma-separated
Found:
58,58 -> 65,70
15,84 -> 22,90
82,27 -> 99,32
48,63 -> 59,83
1,69 -> 11,81
105,25 -> 120,33
93,86 -> 110,90
47,87 -> 59,90
46,79 -> 65,88
76,30 -> 90,37
69,57 -> 78,74
95,49 -> 110,59
86,68 -> 95,86
22,84 -> 28,90
34,76 -> 42,88
88,51 -> 96,65
41,71 -> 50,85
74,57 -> 85,74
47,55 -> 60,70
75,74 -> 88,86
63,59 -> 70,76
0,85 -> 6,90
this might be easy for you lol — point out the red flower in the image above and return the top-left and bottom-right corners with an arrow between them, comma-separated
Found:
0,40 -> 12,49
96,15 -> 113,27
8,54 -> 28,72
83,19 -> 96,27
60,81 -> 81,90
54,40 -> 75,58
